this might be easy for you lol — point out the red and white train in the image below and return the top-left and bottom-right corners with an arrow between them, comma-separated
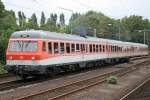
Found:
5,30 -> 148,78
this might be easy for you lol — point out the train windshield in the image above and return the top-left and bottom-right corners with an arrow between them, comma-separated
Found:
9,41 -> 38,52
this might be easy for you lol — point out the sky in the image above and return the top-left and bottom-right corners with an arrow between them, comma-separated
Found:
2,0 -> 150,24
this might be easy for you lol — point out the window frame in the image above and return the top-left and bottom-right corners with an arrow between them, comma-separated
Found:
96,44 -> 98,52
54,42 -> 59,54
66,43 -> 71,53
76,43 -> 80,52
48,42 -> 52,54
42,41 -> 46,52
89,44 -> 92,53
60,42 -> 65,54
71,43 -> 75,53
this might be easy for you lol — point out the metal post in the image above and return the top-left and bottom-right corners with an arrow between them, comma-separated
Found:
135,30 -> 150,44
144,31 -> 146,44
70,20 -> 73,34
118,19 -> 121,41
94,28 -> 96,37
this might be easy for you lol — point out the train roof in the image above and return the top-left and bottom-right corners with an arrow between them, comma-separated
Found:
10,30 -> 147,47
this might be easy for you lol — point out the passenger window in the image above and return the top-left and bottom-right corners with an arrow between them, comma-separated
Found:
76,44 -> 80,52
89,44 -> 92,53
66,43 -> 70,53
71,44 -> 75,52
96,45 -> 98,52
99,45 -> 101,52
48,42 -> 52,54
42,41 -> 46,52
54,42 -> 59,54
103,45 -> 105,52
93,44 -> 95,52
60,43 -> 64,54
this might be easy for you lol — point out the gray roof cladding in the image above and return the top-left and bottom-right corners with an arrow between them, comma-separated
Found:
10,30 -> 147,47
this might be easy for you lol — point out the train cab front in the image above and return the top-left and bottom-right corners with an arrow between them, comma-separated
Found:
5,38 -> 43,77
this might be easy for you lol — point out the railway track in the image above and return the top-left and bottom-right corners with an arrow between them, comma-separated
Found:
120,77 -> 150,100
0,56 -> 147,92
0,76 -> 60,92
0,74 -> 17,84
130,55 -> 149,61
15,58 -> 150,100
0,74 -> 13,77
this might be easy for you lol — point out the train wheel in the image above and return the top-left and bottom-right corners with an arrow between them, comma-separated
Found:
74,64 -> 80,70
46,69 -> 55,78
21,74 -> 28,79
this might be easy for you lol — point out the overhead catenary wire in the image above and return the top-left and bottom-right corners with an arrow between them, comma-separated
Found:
3,0 -> 97,18
71,0 -> 96,10
2,0 -> 97,26
3,2 -> 43,13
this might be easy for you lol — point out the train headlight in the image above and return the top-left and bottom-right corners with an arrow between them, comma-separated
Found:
20,56 -> 24,59
31,56 -> 35,60
9,56 -> 13,60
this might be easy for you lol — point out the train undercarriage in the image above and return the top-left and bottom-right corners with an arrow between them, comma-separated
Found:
5,57 -> 130,79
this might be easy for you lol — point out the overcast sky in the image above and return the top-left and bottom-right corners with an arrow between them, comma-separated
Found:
2,0 -> 150,24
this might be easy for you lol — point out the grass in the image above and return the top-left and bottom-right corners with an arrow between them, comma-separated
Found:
0,63 -> 7,75
107,75 -> 118,85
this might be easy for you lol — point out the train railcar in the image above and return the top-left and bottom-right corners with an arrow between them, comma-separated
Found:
4,30 -> 149,78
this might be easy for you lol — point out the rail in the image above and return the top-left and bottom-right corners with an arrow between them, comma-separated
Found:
16,59 -> 150,100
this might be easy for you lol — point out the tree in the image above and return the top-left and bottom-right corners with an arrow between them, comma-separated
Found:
50,13 -> 57,26
122,15 -> 146,32
121,15 -> 150,42
3,10 -> 17,31
18,11 -> 26,29
18,11 -> 23,28
40,12 -> 46,25
0,0 -> 4,17
27,13 -> 38,29
59,13 -> 65,26
70,13 -> 81,22
44,13 -> 58,31
70,11 -> 114,37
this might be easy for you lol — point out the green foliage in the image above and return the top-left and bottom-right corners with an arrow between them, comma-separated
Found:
0,0 -> 5,17
121,15 -> 150,42
70,11 -> 121,38
0,33 -> 9,64
0,1 -> 17,65
59,13 -> 65,26
18,11 -> 26,29
40,12 -> 46,25
26,13 -> 38,29
107,75 -> 118,84
0,63 -> 7,74
121,15 -> 149,32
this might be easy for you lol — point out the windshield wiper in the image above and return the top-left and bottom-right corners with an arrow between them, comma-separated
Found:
25,40 -> 31,48
17,40 -> 22,48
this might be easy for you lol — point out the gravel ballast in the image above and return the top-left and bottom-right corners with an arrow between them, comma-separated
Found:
65,65 -> 150,100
